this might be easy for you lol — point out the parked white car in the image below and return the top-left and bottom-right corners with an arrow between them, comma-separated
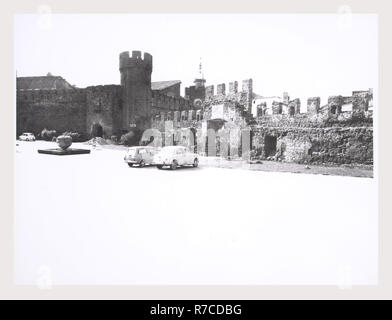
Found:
19,132 -> 36,141
124,146 -> 158,167
153,146 -> 199,170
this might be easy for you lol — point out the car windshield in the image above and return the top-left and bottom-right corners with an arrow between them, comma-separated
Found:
128,148 -> 139,156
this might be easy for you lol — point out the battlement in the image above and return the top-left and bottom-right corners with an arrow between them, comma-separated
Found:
17,87 -> 87,103
85,85 -> 122,94
254,89 -> 373,124
119,50 -> 153,70
242,79 -> 253,93
151,109 -> 205,130
152,90 -> 191,112
307,97 -> 321,114
229,81 -> 238,94
217,83 -> 226,95
186,78 -> 253,100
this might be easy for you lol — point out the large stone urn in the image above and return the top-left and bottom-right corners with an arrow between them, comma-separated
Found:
56,135 -> 72,150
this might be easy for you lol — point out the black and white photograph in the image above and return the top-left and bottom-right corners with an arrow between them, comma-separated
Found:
14,13 -> 377,286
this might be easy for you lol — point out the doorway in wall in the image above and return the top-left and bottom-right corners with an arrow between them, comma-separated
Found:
264,135 -> 277,157
91,123 -> 103,138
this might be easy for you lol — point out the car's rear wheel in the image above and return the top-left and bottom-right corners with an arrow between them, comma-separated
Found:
193,158 -> 199,167
139,160 -> 145,167
171,160 -> 178,170
128,163 -> 133,167
157,165 -> 163,169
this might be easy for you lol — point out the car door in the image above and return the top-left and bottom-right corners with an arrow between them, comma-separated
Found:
185,148 -> 194,165
176,148 -> 186,165
145,148 -> 154,164
138,148 -> 147,162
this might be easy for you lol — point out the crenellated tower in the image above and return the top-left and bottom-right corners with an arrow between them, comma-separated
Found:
119,50 -> 153,132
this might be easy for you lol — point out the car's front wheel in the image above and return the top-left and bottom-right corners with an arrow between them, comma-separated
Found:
171,160 -> 178,170
193,158 -> 199,167
128,163 -> 133,167
157,165 -> 163,169
139,160 -> 145,167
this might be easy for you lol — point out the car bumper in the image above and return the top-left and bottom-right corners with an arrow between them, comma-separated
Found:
154,161 -> 172,166
124,158 -> 139,164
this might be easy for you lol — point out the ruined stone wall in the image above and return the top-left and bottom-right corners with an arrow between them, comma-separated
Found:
252,90 -> 373,165
16,89 -> 87,137
150,98 -> 250,156
151,88 -> 373,165
86,85 -> 122,137
203,79 -> 253,110
255,112 -> 373,128
151,109 -> 204,131
251,126 -> 373,165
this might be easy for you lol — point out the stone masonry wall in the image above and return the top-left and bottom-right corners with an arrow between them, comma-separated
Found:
151,90 -> 192,114
251,126 -> 373,165
86,85 -> 122,137
16,89 -> 87,137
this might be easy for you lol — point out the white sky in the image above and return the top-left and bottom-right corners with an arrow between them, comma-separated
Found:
14,14 -> 377,107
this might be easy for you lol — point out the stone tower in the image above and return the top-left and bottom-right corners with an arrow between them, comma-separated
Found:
119,50 -> 153,132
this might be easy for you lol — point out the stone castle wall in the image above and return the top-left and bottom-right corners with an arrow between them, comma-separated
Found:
151,90 -> 192,114
251,126 -> 373,165
17,85 -> 123,138
17,89 -> 87,137
85,85 -> 122,137
16,48 -> 374,166
151,88 -> 374,165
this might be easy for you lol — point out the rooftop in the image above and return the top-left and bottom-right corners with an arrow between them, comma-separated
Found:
151,80 -> 181,91
17,74 -> 75,90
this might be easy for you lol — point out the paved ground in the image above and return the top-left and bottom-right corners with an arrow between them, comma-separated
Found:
14,140 -> 377,285
202,157 -> 373,178
33,140 -> 373,178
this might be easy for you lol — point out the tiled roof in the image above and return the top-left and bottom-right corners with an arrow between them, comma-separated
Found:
151,80 -> 181,91
17,75 -> 75,90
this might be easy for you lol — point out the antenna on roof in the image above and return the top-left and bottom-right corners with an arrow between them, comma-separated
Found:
199,57 -> 204,79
